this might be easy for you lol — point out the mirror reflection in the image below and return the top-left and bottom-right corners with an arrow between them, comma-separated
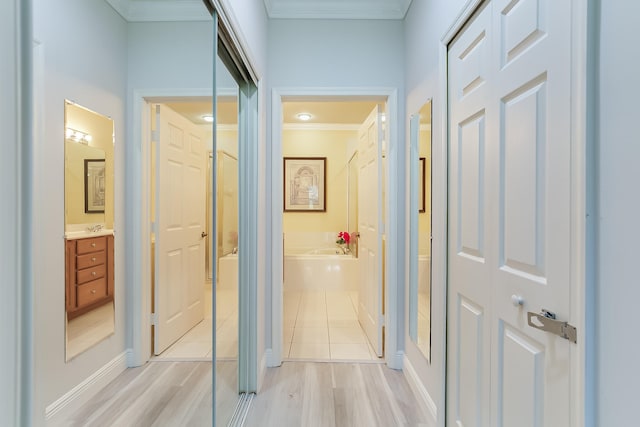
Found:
64,100 -> 115,361
409,100 -> 432,361
214,62 -> 240,427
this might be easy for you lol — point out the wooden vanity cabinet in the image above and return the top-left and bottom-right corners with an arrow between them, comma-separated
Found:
65,235 -> 114,319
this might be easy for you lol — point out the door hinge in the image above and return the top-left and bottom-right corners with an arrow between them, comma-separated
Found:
151,130 -> 159,143
150,313 -> 158,326
527,309 -> 577,343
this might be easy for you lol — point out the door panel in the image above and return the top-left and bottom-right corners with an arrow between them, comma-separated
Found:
498,322 -> 545,427
358,106 -> 383,357
448,0 -> 573,425
457,296 -> 485,426
154,104 -> 207,355
448,5 -> 493,425
458,112 -> 486,261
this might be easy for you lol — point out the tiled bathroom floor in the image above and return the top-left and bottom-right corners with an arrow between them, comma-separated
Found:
283,290 -> 380,361
155,288 -> 377,362
155,286 -> 238,360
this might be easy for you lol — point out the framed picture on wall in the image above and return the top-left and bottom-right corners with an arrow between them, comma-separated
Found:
84,158 -> 106,213
419,157 -> 426,213
283,157 -> 326,212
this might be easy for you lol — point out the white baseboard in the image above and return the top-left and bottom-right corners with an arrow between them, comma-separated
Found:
258,351 -> 268,392
402,354 -> 437,422
389,350 -> 405,370
266,347 -> 282,368
45,350 -> 130,424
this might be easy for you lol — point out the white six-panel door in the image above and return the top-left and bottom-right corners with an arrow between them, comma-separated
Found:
154,104 -> 207,355
358,106 -> 384,357
447,0 -> 573,425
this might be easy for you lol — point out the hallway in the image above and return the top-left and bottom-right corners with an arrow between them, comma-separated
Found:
62,361 -> 432,426
245,362 -> 433,426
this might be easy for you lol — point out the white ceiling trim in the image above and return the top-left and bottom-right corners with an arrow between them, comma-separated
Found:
106,0 -> 211,22
264,0 -> 412,20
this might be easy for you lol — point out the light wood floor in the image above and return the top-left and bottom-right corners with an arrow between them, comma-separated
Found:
62,361 -> 218,426
245,362 -> 434,427
64,361 -> 433,427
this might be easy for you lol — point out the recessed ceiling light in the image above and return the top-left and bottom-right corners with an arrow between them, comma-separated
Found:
296,113 -> 312,121
202,115 -> 214,123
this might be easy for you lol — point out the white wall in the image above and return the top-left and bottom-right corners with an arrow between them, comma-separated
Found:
403,0 -> 470,423
31,0 -> 127,423
127,21 -> 214,90
597,0 -> 640,424
268,19 -> 404,88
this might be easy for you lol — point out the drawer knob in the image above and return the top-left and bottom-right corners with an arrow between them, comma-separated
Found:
91,290 -> 96,294
92,272 -> 97,276
91,243 -> 96,247
92,257 -> 96,262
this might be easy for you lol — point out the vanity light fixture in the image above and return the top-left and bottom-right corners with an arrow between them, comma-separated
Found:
65,127 -> 92,145
202,115 -> 214,123
296,112 -> 312,121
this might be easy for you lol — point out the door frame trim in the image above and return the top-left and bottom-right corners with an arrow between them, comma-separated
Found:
128,88 -> 215,367
268,87 -> 401,369
438,0 -> 591,425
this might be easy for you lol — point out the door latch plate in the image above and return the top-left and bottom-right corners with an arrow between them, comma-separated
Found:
527,310 -> 577,343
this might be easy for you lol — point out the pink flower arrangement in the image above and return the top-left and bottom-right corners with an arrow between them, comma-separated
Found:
336,231 -> 351,245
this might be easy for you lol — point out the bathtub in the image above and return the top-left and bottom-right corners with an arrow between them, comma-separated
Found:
218,253 -> 238,289
284,248 -> 358,291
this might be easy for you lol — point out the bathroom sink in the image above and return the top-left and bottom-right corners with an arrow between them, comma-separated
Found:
64,229 -> 114,239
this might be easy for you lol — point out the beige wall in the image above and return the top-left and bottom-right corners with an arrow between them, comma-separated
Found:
283,128 -> 356,233
65,102 -> 115,230
419,125 -> 431,256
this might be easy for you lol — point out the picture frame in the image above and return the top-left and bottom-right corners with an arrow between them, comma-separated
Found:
419,157 -> 426,213
84,159 -> 106,213
283,157 -> 326,212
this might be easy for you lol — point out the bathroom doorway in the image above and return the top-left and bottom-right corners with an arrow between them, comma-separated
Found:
279,97 -> 388,362
148,100 -> 211,358
147,92 -> 240,365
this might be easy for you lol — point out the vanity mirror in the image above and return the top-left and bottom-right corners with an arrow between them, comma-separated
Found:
409,100 -> 432,361
64,100 -> 115,361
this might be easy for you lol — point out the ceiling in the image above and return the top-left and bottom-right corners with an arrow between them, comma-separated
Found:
164,99 -> 235,126
105,0 -> 412,21
165,99 -> 380,127
282,101 -> 380,125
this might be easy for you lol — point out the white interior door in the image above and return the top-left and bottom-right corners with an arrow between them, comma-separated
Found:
357,106 -> 383,357
154,104 -> 207,355
447,0 -> 574,425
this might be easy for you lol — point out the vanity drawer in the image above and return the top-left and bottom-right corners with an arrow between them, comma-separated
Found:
76,251 -> 106,270
77,264 -> 106,285
77,237 -> 106,255
77,278 -> 107,307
